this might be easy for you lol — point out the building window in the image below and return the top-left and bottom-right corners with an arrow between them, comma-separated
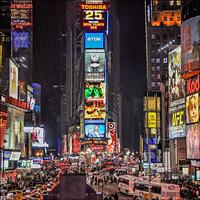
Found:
151,82 -> 156,88
176,0 -> 181,5
157,74 -> 161,80
152,73 -> 156,78
170,17 -> 174,21
154,16 -> 158,21
156,58 -> 160,63
152,66 -> 155,71
163,16 -> 167,21
163,58 -> 167,63
151,34 -> 156,40
169,0 -> 174,6
151,58 -> 155,63
156,66 -> 160,71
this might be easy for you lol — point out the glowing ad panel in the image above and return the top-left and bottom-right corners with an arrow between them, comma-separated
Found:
186,123 -> 200,160
85,49 -> 105,82
80,3 -> 108,32
0,112 -> 8,149
85,33 -> 104,49
9,59 -> 18,99
181,16 -> 200,76
168,46 -> 186,139
168,46 -> 185,106
106,122 -> 116,153
85,123 -> 105,138
72,130 -> 81,154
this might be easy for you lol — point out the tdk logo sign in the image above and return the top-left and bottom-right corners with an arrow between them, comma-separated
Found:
85,33 -> 104,49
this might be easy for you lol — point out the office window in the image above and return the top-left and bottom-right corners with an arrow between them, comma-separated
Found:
151,58 -> 155,63
163,58 -> 167,63
151,82 -> 156,87
169,0 -> 174,6
152,73 -> 156,79
156,58 -> 160,63
151,34 -> 156,40
163,16 -> 167,21
157,74 -> 160,80
156,66 -> 160,71
176,0 -> 181,5
152,66 -> 155,71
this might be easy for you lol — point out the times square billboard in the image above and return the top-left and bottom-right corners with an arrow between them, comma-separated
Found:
181,15 -> 200,78
168,46 -> 186,139
85,49 -> 105,82
80,3 -> 108,32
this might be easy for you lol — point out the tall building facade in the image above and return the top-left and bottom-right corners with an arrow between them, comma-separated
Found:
144,0 -> 182,170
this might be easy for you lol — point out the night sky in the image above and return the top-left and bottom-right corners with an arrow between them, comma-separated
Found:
33,1 -> 146,151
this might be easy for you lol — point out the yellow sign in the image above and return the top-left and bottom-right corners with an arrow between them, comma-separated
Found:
148,112 -> 157,128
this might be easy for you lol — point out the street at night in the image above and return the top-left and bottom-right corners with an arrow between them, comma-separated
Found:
0,0 -> 200,200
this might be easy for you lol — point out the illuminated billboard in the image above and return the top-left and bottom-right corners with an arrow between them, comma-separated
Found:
85,82 -> 105,101
186,74 -> 200,96
186,93 -> 199,124
24,127 -> 48,147
148,112 -> 157,128
85,33 -> 104,49
18,80 -> 27,101
9,59 -> 18,99
186,123 -> 200,160
181,16 -> 200,77
12,31 -> 30,49
106,122 -> 116,153
85,49 -> 105,82
80,3 -> 108,32
143,96 -> 161,111
169,107 -> 186,139
85,123 -> 105,138
84,99 -> 105,119
72,130 -> 81,154
168,46 -> 185,106
0,111 -> 7,149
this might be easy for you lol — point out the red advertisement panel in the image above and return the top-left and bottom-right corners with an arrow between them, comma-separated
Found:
106,122 -> 116,153
72,131 -> 81,154
0,111 -> 8,149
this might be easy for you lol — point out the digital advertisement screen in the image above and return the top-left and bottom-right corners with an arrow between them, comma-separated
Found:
9,59 -> 18,99
186,93 -> 199,124
169,107 -> 186,139
181,16 -> 200,75
148,112 -> 157,128
106,122 -> 116,152
85,33 -> 104,49
12,31 -> 30,49
168,46 -> 185,107
186,74 -> 200,96
85,82 -> 105,101
85,123 -> 105,138
18,80 -> 27,102
186,123 -> 200,160
80,3 -> 108,32
84,99 -> 106,119
85,49 -> 105,82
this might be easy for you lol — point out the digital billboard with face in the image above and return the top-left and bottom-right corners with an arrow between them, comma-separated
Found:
169,108 -> 186,139
186,93 -> 199,124
80,3 -> 108,32
85,49 -> 105,82
181,16 -> 200,76
85,123 -> 105,138
106,122 -> 116,153
85,33 -> 104,49
85,82 -> 105,101
186,123 -> 200,160
168,46 -> 185,107
84,99 -> 106,119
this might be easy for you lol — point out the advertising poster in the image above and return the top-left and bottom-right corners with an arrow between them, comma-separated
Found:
80,3 -> 108,32
85,33 -> 104,49
84,99 -> 106,119
12,31 -> 30,49
85,123 -> 105,138
186,93 -> 199,124
27,85 -> 35,110
18,80 -> 27,101
169,107 -> 186,138
85,49 -> 105,82
106,122 -> 116,153
0,111 -> 8,149
186,123 -> 200,159
72,131 -> 81,154
148,112 -> 157,128
85,82 -> 105,101
168,46 -> 185,106
181,15 -> 200,74
9,59 -> 18,99
186,74 -> 200,96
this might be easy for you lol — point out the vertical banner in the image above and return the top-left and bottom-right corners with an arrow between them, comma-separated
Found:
106,122 -> 116,153
0,111 -> 8,149
72,130 -> 81,154
9,59 -> 18,99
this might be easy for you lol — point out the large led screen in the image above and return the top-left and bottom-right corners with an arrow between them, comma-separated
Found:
9,59 -> 18,99
186,93 -> 199,124
106,122 -> 116,152
169,107 -> 186,139
85,33 -> 104,49
80,3 -> 108,32
85,82 -> 105,101
85,49 -> 105,82
84,99 -> 106,119
186,123 -> 200,160
168,46 -> 185,106
181,16 -> 200,75
85,123 -> 105,138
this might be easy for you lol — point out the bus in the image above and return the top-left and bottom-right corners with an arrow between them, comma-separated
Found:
133,178 -> 180,200
118,175 -> 140,195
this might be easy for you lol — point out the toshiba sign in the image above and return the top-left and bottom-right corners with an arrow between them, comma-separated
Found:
186,74 -> 200,95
